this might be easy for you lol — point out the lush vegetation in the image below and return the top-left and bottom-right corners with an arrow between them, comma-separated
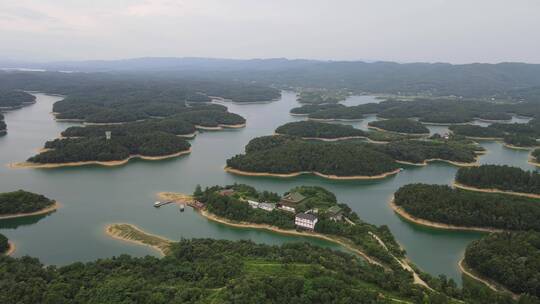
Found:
376,139 -> 480,164
368,118 -> 429,134
394,184 -> 540,231
503,134 -> 538,148
289,103 -> 345,115
28,132 -> 190,163
456,165 -> 540,195
449,125 -> 505,138
296,90 -> 349,104
465,231 -> 540,297
534,149 -> 540,163
477,112 -> 512,121
0,90 -> 35,108
195,184 -> 405,266
0,233 -> 9,254
227,136 -> 399,177
275,121 -> 366,139
450,120 -> 540,148
0,190 -> 55,215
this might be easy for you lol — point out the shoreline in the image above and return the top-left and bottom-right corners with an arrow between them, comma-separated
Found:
104,223 -> 171,256
224,166 -> 401,180
502,143 -> 537,150
4,242 -> 16,256
308,117 -> 364,122
367,125 -> 429,137
9,149 -> 191,169
395,157 -> 479,167
389,199 -> 502,233
453,182 -> 540,199
528,154 -> 540,167
195,123 -> 246,130
459,259 -> 519,299
0,201 -> 60,220
274,132 -> 367,142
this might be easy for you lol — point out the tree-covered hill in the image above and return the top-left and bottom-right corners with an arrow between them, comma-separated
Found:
28,132 -> 191,164
226,136 -> 399,177
464,231 -> 540,297
376,139 -> 480,164
275,121 -> 366,139
368,118 -> 429,134
456,165 -> 540,195
290,103 -> 345,115
0,190 -> 55,216
394,184 -> 540,231
0,90 -> 35,109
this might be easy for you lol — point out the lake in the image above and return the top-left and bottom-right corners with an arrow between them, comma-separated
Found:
0,91 -> 536,284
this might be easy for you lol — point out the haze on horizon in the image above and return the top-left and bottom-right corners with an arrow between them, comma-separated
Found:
1,0 -> 539,64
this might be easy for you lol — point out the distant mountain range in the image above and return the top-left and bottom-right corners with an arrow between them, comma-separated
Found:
1,57 -> 540,100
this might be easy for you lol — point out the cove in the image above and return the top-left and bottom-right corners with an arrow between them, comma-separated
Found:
0,92 -> 536,285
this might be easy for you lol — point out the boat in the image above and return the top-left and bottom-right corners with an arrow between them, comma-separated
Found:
153,201 -> 172,208
179,203 -> 185,212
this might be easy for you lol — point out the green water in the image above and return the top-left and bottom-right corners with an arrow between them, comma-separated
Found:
0,92 -> 536,284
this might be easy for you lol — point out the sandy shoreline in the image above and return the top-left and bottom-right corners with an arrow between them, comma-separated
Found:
4,242 -> 16,256
502,143 -> 537,150
367,125 -> 429,137
195,123 -> 246,130
104,223 -> 171,256
395,157 -> 479,167
274,132 -> 367,142
9,149 -> 191,169
0,201 -> 60,220
453,182 -> 540,199
224,166 -> 401,180
389,199 -> 502,233
308,117 -> 364,122
528,154 -> 540,167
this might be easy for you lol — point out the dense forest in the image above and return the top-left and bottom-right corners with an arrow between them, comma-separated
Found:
504,134 -> 538,148
289,103 -> 345,115
196,184 -> 405,266
296,90 -> 348,104
394,184 -> 540,231
0,190 -> 55,215
0,233 -> 8,254
368,118 -> 430,134
450,119 -> 540,148
28,132 -> 191,164
456,165 -> 540,195
0,90 -> 35,109
275,121 -> 366,139
375,139 -> 481,164
449,125 -> 505,138
226,136 -> 399,177
534,149 -> 540,163
0,114 -> 5,135
465,231 -> 540,297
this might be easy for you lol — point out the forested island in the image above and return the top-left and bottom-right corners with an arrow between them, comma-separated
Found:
22,132 -> 191,167
455,165 -> 540,197
290,103 -> 345,115
296,90 -> 349,104
0,190 -> 57,219
464,231 -> 540,298
368,118 -> 430,135
226,136 -> 481,179
393,184 -> 540,231
0,90 -> 36,109
226,136 -> 400,179
275,121 -> 366,140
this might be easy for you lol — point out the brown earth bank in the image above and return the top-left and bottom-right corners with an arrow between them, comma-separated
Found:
366,126 -> 429,137
459,258 -> 519,299
4,242 -> 16,256
453,182 -> 540,199
389,198 -> 502,233
502,143 -> 538,150
9,149 -> 191,169
224,166 -> 401,180
0,201 -> 60,220
395,157 -> 480,168
195,123 -> 246,130
104,223 -> 172,256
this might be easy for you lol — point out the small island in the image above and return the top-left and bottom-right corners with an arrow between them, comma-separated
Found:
464,231 -> 540,298
17,132 -> 191,168
368,118 -> 430,135
274,121 -> 366,140
0,90 -> 36,110
455,165 -> 540,198
226,136 -> 401,179
392,183 -> 540,232
0,190 -> 58,219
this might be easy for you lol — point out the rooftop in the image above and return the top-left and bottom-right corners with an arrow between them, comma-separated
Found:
326,205 -> 342,215
282,192 -> 306,203
296,212 -> 317,221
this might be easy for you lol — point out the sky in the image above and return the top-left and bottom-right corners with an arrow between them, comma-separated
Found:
1,0 -> 539,64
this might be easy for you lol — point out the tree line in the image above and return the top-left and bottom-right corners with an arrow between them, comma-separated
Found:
0,190 -> 55,215
0,90 -> 35,108
456,165 -> 540,195
368,118 -> 430,134
275,121 -> 366,139
394,184 -> 540,231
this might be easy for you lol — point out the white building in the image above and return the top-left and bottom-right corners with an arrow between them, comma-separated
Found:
258,202 -> 276,212
248,200 -> 260,209
295,213 -> 318,230
279,205 -> 296,213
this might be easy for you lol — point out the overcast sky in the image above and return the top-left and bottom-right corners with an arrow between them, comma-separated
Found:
1,0 -> 539,64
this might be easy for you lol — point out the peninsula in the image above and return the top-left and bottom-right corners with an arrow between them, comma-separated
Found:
0,190 -> 58,219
